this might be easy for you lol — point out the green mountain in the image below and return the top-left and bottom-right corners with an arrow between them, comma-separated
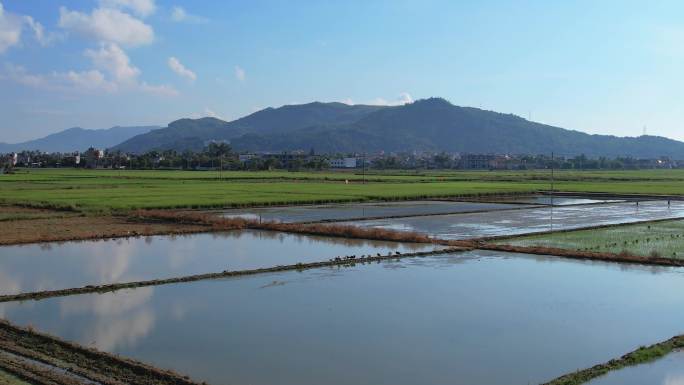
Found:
113,102 -> 386,153
112,98 -> 684,158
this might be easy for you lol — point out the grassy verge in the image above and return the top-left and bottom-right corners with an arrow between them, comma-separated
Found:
543,335 -> 684,385
496,219 -> 684,258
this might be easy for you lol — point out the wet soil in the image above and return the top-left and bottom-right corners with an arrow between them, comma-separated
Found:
0,320 -> 203,385
0,215 -> 210,246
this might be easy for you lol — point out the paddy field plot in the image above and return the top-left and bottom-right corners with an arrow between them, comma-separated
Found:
7,168 -> 684,212
346,200 -> 684,240
0,230 -> 437,295
217,200 -> 534,223
498,219 -> 684,258
478,195 -> 625,206
2,251 -> 684,385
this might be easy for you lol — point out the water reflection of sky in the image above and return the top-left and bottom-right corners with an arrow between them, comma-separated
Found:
0,230 -> 438,295
218,200 -> 532,223
587,349 -> 684,385
2,251 -> 684,385
347,201 -> 684,239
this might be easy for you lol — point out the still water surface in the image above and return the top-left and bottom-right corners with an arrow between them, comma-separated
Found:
494,195 -> 625,206
587,349 -> 684,385
347,200 -> 684,239
0,230 -> 436,295
218,200 -> 532,222
2,251 -> 684,385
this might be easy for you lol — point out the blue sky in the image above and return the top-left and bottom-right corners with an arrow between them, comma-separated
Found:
1,0 -> 683,143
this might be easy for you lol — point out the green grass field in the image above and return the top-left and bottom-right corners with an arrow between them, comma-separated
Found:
500,219 -> 684,258
2,168 -> 684,212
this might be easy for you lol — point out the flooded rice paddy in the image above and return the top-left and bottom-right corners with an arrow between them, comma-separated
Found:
2,251 -> 684,385
0,230 -> 437,296
489,195 -> 626,206
217,200 -> 534,223
587,350 -> 684,385
345,200 -> 684,239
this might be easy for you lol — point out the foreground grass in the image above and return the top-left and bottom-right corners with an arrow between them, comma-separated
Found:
3,168 -> 684,212
544,335 -> 684,385
499,219 -> 684,258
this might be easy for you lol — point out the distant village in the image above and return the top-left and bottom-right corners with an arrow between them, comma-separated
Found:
1,143 -> 682,173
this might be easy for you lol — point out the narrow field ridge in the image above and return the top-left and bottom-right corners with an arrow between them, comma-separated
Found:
543,334 -> 684,385
0,248 -> 465,303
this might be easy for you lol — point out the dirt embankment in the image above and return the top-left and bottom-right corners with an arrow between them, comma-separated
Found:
0,320 -> 204,385
0,214 -> 210,246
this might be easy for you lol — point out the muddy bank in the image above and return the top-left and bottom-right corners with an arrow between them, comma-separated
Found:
0,205 -> 79,223
0,248 -> 466,303
0,215 -> 210,246
0,320 -> 203,385
0,350 -> 92,385
543,334 -> 684,385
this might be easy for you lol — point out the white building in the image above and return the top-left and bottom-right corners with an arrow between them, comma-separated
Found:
330,157 -> 357,168
239,153 -> 259,162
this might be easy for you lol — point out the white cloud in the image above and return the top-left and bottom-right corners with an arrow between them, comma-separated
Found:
170,6 -> 208,23
1,63 -> 46,87
0,2 -> 58,53
99,0 -> 156,17
83,43 -> 177,95
139,82 -> 179,96
340,98 -> 354,105
0,2 -> 22,53
168,56 -> 196,81
1,63 -> 116,92
191,107 -> 223,119
59,6 -> 154,47
370,92 -> 414,106
234,65 -> 246,81
2,43 -> 177,97
23,16 -> 49,45
63,69 -> 116,92
86,43 -> 140,83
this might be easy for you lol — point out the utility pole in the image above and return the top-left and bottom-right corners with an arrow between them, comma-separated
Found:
362,152 -> 366,184
551,152 -> 555,202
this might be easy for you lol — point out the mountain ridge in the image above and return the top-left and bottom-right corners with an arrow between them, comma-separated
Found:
110,98 -> 684,158
1,126 -> 159,153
